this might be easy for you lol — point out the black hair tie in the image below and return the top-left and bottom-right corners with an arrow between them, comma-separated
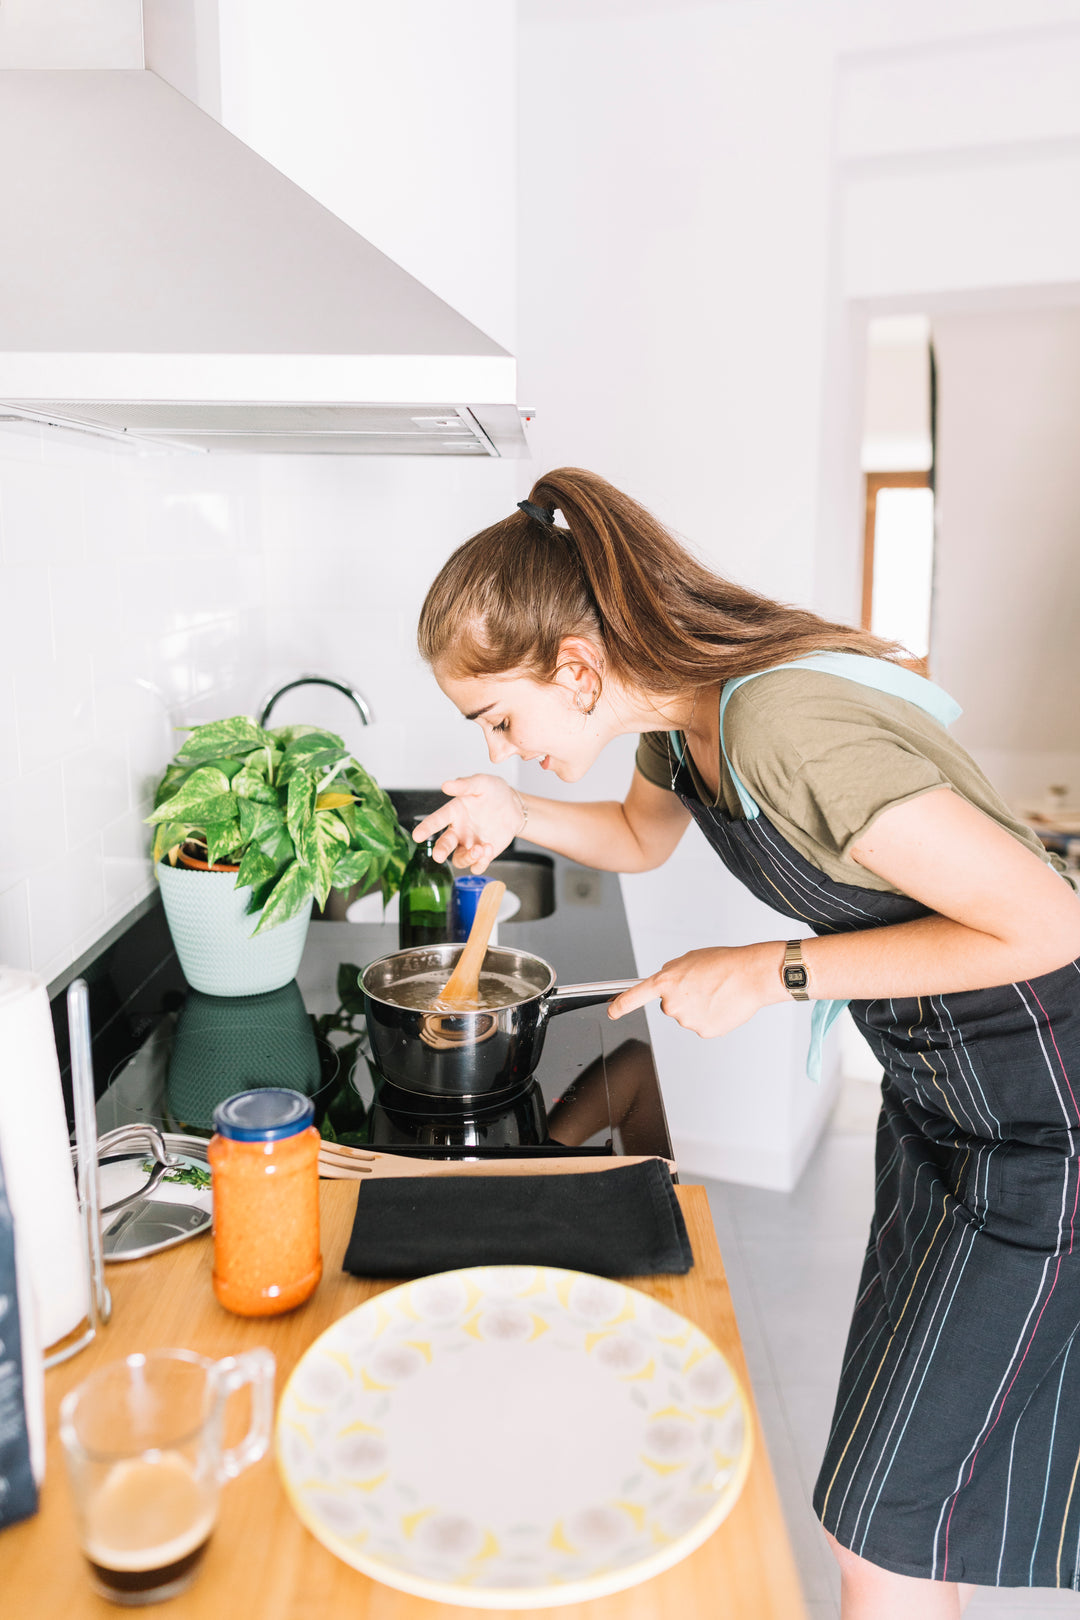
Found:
517,499 -> 556,527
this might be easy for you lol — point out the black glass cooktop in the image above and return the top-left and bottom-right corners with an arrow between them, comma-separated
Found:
50,851 -> 673,1165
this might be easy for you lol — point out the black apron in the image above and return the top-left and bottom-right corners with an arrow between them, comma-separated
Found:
672,745 -> 1080,1588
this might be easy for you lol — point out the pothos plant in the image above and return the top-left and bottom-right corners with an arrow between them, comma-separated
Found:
145,716 -> 411,933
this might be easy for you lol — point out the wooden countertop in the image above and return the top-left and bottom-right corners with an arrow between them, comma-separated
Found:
3,1184 -> 807,1620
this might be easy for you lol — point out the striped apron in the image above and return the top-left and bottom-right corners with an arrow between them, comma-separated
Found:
670,655 -> 1080,1587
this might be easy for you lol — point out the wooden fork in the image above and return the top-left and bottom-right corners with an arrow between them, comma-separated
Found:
318,1140 -> 675,1180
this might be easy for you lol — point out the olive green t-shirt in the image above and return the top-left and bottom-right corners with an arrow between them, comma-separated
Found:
634,668 -> 1048,895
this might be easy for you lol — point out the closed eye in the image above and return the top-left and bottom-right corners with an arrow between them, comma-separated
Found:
491,718 -> 510,734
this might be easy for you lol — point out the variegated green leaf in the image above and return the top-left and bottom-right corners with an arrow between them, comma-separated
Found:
300,811 -> 349,908
235,843 -> 277,894
280,743 -> 350,786
147,765 -> 232,819
176,716 -> 274,761
330,848 -> 374,889
349,810 -> 398,858
153,761 -> 195,809
251,860 -> 314,934
233,761 -> 278,804
205,819 -> 243,867
238,797 -> 288,852
192,757 -> 244,782
146,791 -> 237,828
268,722 -> 336,749
152,821 -> 187,864
286,768 -> 317,844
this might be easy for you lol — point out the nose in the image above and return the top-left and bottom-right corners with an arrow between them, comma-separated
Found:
486,732 -> 516,765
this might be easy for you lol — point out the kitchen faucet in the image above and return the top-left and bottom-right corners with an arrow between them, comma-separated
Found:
258,675 -> 373,729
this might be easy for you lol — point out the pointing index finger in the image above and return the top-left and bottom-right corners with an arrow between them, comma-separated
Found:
412,804 -> 457,843
607,975 -> 661,1019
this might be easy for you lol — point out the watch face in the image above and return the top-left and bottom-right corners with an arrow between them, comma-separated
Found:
784,965 -> 809,990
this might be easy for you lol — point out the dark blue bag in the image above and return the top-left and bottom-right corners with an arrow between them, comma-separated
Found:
0,1140 -> 38,1529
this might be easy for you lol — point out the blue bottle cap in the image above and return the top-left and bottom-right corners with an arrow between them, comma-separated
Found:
213,1089 -> 315,1141
449,873 -> 493,943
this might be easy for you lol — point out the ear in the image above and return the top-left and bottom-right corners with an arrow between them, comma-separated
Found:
553,637 -> 603,704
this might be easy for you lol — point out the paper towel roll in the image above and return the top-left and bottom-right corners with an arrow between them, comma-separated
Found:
0,968 -> 88,1349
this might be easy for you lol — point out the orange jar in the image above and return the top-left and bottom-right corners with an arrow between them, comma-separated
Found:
208,1090 -> 322,1316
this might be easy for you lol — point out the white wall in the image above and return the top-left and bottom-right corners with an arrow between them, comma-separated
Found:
0,422 -> 264,982
932,307 -> 1080,810
517,0 -> 1080,1189
862,316 -> 932,472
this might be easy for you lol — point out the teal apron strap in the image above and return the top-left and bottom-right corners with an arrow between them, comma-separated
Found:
681,652 -> 962,1083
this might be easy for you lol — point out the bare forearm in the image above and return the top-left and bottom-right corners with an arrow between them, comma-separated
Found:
516,794 -> 661,872
764,911 -> 1080,1008
610,791 -> 1080,1040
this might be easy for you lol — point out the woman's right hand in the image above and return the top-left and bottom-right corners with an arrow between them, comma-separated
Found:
412,775 -> 526,873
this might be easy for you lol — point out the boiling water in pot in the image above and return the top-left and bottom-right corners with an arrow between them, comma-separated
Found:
379,969 -> 537,1012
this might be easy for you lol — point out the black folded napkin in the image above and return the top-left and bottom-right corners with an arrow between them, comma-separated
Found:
342,1160 -> 693,1279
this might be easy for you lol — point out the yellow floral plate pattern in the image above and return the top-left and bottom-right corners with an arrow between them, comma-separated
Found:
276,1265 -> 753,1609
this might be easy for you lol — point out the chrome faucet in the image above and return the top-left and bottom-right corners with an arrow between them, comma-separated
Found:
258,674 -> 373,729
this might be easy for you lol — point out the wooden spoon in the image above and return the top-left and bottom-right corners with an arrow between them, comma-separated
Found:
436,880 -> 506,1010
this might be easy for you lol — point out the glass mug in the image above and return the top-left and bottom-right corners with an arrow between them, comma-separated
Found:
59,1347 -> 275,1606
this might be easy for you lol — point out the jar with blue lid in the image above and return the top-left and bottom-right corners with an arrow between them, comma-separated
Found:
208,1089 -> 322,1316
449,873 -> 497,944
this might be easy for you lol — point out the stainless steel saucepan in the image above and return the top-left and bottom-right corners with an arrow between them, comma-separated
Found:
361,943 -> 637,1100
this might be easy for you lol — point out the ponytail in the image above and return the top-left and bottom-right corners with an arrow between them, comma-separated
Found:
417,467 -> 902,692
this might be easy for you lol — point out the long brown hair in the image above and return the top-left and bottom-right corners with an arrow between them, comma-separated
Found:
418,467 -> 902,693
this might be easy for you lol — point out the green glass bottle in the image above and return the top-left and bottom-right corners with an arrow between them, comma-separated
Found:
398,837 -> 452,949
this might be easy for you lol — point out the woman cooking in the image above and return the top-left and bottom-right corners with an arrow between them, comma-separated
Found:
412,466 -> 1080,1617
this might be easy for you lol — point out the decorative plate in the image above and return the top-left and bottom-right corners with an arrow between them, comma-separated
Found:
276,1265 -> 752,1608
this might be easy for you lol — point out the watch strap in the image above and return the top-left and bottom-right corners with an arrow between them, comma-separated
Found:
782,939 -> 810,1001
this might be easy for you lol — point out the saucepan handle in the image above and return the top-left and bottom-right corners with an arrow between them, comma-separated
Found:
545,978 -> 639,1018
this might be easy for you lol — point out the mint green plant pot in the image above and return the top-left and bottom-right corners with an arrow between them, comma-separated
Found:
157,861 -> 312,997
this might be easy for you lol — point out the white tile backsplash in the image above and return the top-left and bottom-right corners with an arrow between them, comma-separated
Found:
258,454 -> 525,790
0,421 -> 265,983
0,457 -> 86,567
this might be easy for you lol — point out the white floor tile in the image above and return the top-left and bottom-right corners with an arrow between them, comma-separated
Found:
966,1590 -> 1080,1614
752,1379 -> 842,1608
684,1176 -> 776,1390
779,1379 -> 838,1499
738,1236 -> 867,1388
725,1132 -> 876,1245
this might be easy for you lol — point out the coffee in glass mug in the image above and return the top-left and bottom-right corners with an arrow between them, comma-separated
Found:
60,1347 -> 274,1606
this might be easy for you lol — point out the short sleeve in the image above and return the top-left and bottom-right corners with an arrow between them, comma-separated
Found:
724,674 -> 951,870
635,731 -> 675,791
787,740 -> 950,862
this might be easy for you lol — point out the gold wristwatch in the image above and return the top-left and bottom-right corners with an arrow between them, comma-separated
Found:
782,939 -> 810,1001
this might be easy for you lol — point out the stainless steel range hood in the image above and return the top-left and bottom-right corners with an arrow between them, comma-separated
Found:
0,69 -> 527,456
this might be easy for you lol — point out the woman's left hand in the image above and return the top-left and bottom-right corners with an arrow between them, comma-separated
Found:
607,943 -> 784,1038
